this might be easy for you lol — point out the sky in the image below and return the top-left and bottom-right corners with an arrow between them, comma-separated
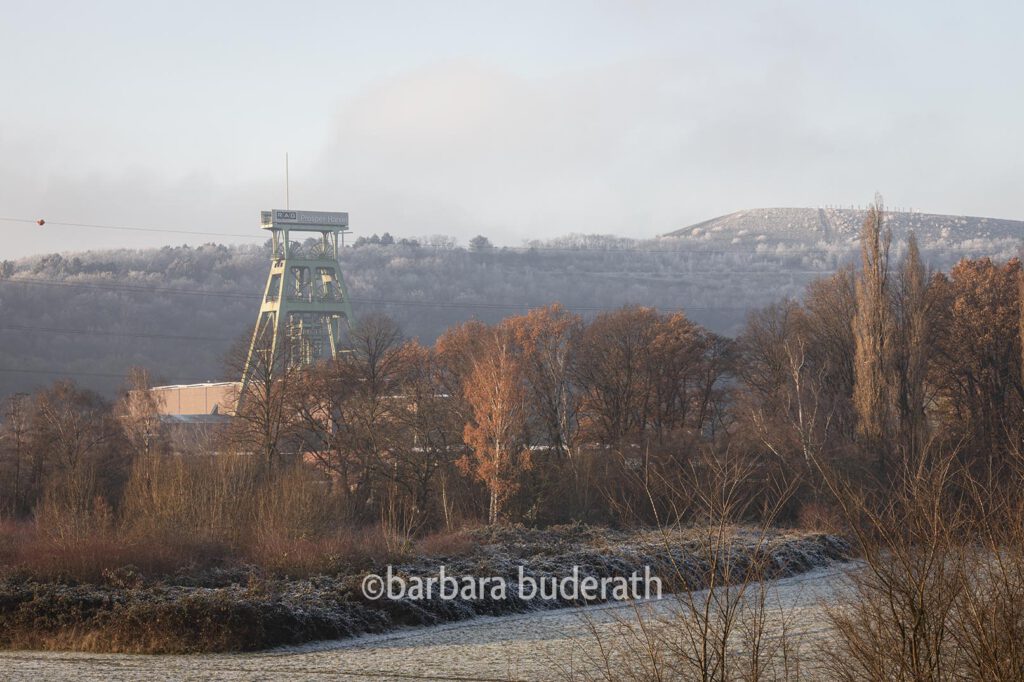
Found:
1,0 -> 1022,258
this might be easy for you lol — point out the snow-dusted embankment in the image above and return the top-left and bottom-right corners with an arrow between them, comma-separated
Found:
0,525 -> 849,654
0,565 -> 855,681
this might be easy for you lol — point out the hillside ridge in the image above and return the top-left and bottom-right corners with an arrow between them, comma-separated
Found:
663,207 -> 1024,248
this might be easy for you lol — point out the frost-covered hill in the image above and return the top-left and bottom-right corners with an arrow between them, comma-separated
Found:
0,207 -> 1020,398
662,207 -> 1023,263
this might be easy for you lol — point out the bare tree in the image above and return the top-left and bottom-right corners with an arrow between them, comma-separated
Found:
116,367 -> 167,458
383,341 -> 462,533
290,315 -> 407,523
0,392 -> 31,516
225,336 -> 301,469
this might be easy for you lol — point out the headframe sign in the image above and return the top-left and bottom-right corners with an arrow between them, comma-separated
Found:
261,209 -> 349,230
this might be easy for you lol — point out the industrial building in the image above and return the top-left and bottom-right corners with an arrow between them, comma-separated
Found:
149,381 -> 238,417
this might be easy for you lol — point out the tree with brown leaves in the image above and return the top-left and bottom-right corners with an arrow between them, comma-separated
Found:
501,304 -> 583,461
460,331 -> 531,525
930,257 -> 1024,470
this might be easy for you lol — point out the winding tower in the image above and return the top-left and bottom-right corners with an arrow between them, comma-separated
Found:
240,209 -> 355,396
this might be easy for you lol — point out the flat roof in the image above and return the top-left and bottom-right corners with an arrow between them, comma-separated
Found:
160,414 -> 232,424
151,382 -> 239,390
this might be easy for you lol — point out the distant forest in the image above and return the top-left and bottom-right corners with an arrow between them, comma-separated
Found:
0,217 -> 1016,398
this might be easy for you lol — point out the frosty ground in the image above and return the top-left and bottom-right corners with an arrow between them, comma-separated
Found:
0,565 -> 854,681
0,525 -> 850,656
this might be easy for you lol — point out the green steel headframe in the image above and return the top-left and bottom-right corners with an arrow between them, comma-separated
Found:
239,210 -> 355,400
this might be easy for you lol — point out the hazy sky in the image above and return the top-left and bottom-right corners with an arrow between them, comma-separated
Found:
1,1 -> 1021,257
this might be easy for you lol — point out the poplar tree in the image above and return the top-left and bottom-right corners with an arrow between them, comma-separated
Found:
895,233 -> 930,458
852,199 -> 895,476
1018,266 -> 1024,464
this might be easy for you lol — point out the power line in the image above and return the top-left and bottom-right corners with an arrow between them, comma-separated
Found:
1,277 -> 255,299
3,213 -> 1008,262
0,215 -> 855,257
0,323 -> 231,343
0,367 -> 210,382
0,216 -> 265,240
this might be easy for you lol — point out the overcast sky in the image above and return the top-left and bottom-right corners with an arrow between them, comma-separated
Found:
1,0 -> 1021,258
